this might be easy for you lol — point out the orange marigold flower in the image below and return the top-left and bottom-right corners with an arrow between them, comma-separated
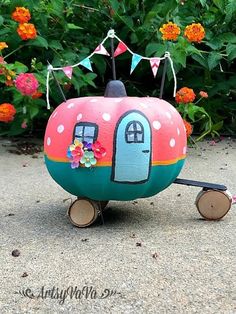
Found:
159,22 -> 180,41
0,103 -> 16,123
12,7 -> 31,23
184,23 -> 205,43
183,119 -> 193,138
32,91 -> 43,99
0,42 -> 8,51
175,87 -> 196,104
17,23 -> 37,41
199,91 -> 208,98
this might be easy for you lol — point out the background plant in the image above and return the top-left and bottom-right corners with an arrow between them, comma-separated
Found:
0,0 -> 236,137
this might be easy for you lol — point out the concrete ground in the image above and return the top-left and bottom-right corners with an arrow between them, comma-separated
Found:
0,138 -> 235,314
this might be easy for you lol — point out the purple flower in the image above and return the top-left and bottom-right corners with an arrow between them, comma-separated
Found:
83,141 -> 92,151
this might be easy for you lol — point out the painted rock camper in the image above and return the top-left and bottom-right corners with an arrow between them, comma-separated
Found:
44,81 -> 187,226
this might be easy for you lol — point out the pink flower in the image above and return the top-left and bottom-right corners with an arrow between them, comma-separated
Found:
92,141 -> 106,159
199,91 -> 208,98
71,146 -> 84,163
21,120 -> 27,128
15,73 -> 39,96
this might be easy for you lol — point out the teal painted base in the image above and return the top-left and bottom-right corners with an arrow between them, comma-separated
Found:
45,156 -> 185,201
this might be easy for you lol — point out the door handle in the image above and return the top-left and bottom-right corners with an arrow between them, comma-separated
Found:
142,150 -> 150,153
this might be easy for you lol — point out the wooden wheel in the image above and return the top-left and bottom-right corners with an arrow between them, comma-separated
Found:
68,198 -> 99,227
196,190 -> 232,220
100,201 -> 109,211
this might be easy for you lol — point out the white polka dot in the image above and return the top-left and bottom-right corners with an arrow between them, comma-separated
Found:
77,113 -> 82,121
47,137 -> 51,146
114,98 -> 123,102
102,113 -> 111,121
90,99 -> 98,102
170,138 -> 176,147
177,127 -> 180,135
183,146 -> 187,154
153,121 -> 161,130
67,102 -> 74,108
166,112 -> 172,119
52,111 -> 57,118
140,103 -> 148,108
57,124 -> 64,133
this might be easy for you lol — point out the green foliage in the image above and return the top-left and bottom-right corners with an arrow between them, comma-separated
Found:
0,0 -> 236,137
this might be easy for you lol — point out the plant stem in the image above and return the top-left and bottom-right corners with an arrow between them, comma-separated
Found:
4,45 -> 24,59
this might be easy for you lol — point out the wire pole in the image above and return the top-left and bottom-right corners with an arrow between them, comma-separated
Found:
110,36 -> 117,80
159,57 -> 167,99
47,61 -> 67,102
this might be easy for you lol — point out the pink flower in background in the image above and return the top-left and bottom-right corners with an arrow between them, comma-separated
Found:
21,120 -> 27,128
15,73 -> 39,96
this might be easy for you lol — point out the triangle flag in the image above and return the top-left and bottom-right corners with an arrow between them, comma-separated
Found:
62,66 -> 73,79
150,58 -> 161,77
114,41 -> 127,57
94,44 -> 110,56
130,54 -> 142,74
80,57 -> 93,71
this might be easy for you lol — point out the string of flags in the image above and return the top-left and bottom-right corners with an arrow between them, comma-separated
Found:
46,29 -> 177,109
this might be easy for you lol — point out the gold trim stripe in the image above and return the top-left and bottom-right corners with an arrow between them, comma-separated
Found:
44,153 -> 186,166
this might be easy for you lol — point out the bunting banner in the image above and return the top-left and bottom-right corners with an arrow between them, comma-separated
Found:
114,41 -> 127,57
94,44 -> 110,56
62,66 -> 73,79
150,58 -> 161,78
46,29 -> 177,109
130,54 -> 143,74
80,57 -> 93,71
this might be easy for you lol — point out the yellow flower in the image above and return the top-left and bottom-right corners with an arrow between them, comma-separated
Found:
0,42 -> 8,51
159,22 -> 180,41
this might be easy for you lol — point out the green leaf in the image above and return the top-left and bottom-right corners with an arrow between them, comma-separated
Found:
109,0 -> 121,11
213,0 -> 225,12
0,16 -> 4,26
226,43 -> 236,61
173,49 -> 186,67
207,52 -> 222,70
13,61 -> 28,73
225,0 -> 236,23
211,121 -> 223,131
192,54 -> 208,68
199,0 -> 207,6
29,105 -> 39,119
145,43 -> 166,57
67,23 -> 83,30
29,36 -> 48,49
187,105 -> 208,122
218,32 -> 236,43
49,40 -> 63,50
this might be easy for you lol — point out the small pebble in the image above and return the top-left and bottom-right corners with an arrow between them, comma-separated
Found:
136,242 -> 142,247
21,272 -> 28,278
12,249 -> 20,257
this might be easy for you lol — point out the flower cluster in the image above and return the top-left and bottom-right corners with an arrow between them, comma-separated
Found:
175,87 -> 196,104
175,87 -> 209,139
159,22 -> 205,43
184,23 -> 205,43
0,103 -> 16,123
15,73 -> 39,96
0,42 -> 8,51
11,7 -> 37,41
11,7 -> 31,23
183,119 -> 193,138
67,139 -> 106,169
0,57 -> 16,86
159,22 -> 181,41
17,23 -> 37,41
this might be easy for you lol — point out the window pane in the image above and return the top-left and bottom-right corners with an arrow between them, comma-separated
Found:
75,136 -> 83,142
84,126 -> 95,137
84,137 -> 94,144
128,124 -> 134,131
136,123 -> 142,131
75,126 -> 83,136
137,133 -> 143,142
127,134 -> 134,142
